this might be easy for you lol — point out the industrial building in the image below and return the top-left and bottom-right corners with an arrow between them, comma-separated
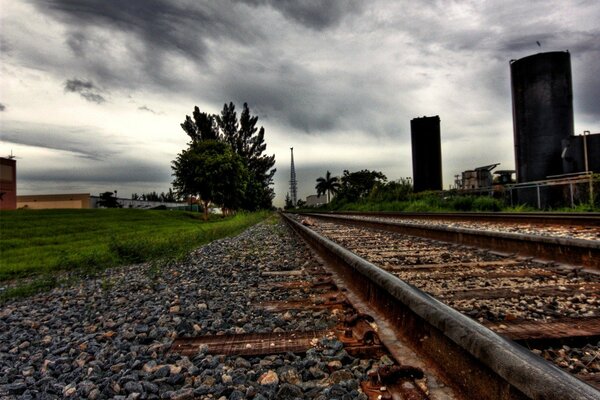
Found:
510,51 -> 599,207
562,132 -> 600,175
0,157 -> 17,210
17,193 -> 92,209
305,194 -> 327,207
411,116 -> 443,192
461,164 -> 500,190
510,51 -> 574,183
16,193 -> 183,210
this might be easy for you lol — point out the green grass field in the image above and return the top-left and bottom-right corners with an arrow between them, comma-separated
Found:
0,208 -> 271,285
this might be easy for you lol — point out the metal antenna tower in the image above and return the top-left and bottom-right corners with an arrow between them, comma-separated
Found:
289,147 -> 297,206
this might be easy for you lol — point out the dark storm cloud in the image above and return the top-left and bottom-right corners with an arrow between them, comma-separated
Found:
64,79 -> 106,104
241,0 -> 363,30
0,103 -> 5,111
25,0 -> 267,95
37,0 -> 256,60
214,57 -> 394,135
1,122 -> 119,161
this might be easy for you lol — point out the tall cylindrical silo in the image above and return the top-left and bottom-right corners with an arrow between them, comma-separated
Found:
411,115 -> 443,192
510,51 -> 574,183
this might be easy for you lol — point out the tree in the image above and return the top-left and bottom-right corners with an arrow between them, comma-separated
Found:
368,178 -> 413,202
217,102 -> 239,151
335,169 -> 387,203
315,170 -> 340,203
172,140 -> 247,220
142,191 -> 160,201
161,188 -> 177,202
181,106 -> 220,143
176,102 -> 275,213
224,102 -> 276,210
97,191 -> 122,208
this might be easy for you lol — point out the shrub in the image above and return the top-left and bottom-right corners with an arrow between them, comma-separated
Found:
472,196 -> 503,211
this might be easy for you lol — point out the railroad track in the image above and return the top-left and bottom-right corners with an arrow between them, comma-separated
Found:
304,212 -> 600,269
281,212 -> 600,399
317,211 -> 600,228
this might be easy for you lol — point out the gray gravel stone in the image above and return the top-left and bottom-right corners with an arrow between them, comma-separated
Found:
0,220 -> 379,399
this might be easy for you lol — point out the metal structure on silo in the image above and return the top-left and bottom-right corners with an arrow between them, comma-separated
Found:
510,51 -> 574,183
411,115 -> 442,192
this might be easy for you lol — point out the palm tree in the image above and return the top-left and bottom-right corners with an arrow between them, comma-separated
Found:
315,171 -> 340,203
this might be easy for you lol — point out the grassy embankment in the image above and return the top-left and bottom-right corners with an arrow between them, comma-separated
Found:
304,193 -> 599,213
0,209 -> 271,301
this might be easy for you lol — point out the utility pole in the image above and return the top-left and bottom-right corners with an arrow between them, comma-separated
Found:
583,130 -> 594,205
289,147 -> 298,206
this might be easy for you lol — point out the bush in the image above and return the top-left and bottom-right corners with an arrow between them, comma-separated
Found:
472,196 -> 503,211
403,200 -> 435,212
448,196 -> 474,211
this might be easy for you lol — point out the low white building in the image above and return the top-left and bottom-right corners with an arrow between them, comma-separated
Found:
305,194 -> 327,207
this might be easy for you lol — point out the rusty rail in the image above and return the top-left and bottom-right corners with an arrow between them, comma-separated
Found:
305,213 -> 600,269
281,212 -> 600,400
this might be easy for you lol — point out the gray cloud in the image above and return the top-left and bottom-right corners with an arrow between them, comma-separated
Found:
241,0 -> 363,30
0,103 -> 5,111
1,121 -> 120,161
138,105 -> 158,114
64,79 -> 106,103
37,0 -> 259,62
19,158 -> 168,184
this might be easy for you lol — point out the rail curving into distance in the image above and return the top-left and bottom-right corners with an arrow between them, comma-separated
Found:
281,212 -> 600,400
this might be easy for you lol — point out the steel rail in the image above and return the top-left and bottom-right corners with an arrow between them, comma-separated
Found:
311,211 -> 600,227
281,212 -> 600,400
305,213 -> 600,269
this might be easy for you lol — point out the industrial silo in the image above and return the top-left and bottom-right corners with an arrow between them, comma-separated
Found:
411,115 -> 443,192
510,51 -> 574,183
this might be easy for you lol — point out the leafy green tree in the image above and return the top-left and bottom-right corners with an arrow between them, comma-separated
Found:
217,102 -> 239,150
177,102 -> 275,212
218,102 -> 276,210
315,170 -> 340,203
172,140 -> 247,220
335,169 -> 387,203
296,199 -> 306,208
97,191 -> 122,208
368,178 -> 413,202
181,106 -> 220,143
161,188 -> 177,202
142,191 -> 160,201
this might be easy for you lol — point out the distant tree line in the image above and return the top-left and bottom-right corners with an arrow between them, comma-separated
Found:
172,102 -> 276,220
131,189 -> 177,202
310,169 -> 413,207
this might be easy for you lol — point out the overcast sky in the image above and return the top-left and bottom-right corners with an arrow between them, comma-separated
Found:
1,0 -> 599,207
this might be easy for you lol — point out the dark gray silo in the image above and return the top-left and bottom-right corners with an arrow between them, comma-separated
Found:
411,115 -> 442,192
510,51 -> 574,183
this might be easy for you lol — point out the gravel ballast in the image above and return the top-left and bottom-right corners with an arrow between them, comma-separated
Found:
0,219 -> 378,399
